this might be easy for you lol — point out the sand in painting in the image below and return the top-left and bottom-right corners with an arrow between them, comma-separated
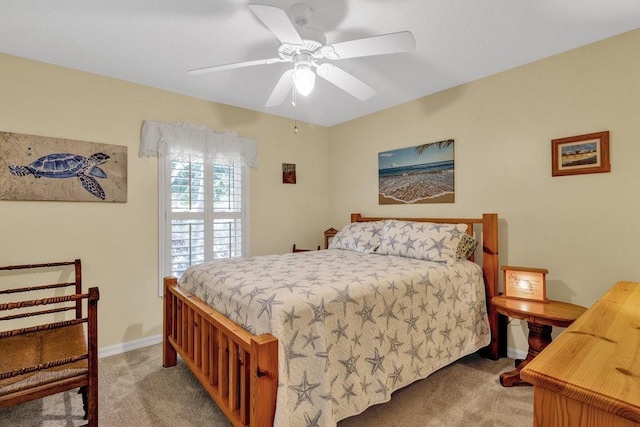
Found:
379,167 -> 454,204
379,192 -> 454,204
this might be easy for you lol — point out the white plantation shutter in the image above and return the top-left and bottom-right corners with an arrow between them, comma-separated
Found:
169,155 -> 206,278
140,121 -> 255,296
166,156 -> 246,279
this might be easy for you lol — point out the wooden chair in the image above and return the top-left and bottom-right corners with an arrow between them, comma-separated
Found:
0,259 -> 99,426
292,244 -> 321,252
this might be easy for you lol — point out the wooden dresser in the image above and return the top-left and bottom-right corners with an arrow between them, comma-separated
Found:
521,281 -> 640,426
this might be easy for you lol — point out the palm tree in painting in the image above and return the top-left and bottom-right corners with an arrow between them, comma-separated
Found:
414,139 -> 454,156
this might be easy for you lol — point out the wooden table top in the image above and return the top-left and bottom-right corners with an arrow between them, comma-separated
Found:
491,295 -> 587,328
521,281 -> 640,423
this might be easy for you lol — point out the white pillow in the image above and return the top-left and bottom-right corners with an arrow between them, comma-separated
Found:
378,220 -> 467,265
329,221 -> 385,253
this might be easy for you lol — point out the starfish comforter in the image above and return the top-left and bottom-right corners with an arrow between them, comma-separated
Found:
179,247 -> 490,426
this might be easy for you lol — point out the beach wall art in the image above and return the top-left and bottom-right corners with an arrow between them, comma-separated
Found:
551,131 -> 610,177
0,131 -> 127,202
378,139 -> 455,204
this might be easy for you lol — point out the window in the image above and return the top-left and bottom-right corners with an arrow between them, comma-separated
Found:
140,120 -> 257,295
159,153 -> 249,293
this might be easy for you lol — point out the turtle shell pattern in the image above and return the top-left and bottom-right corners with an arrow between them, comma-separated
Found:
25,153 -> 90,178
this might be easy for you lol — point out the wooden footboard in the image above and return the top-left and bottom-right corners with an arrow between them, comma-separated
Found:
162,278 -> 278,427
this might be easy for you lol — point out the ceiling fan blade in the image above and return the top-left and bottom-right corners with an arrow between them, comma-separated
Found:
248,4 -> 304,45
327,31 -> 416,60
188,57 -> 284,75
316,64 -> 376,101
265,69 -> 294,107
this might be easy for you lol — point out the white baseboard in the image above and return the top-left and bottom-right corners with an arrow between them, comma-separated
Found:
507,346 -> 527,361
99,336 -> 528,361
98,334 -> 163,359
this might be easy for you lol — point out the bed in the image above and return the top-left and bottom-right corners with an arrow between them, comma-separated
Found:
162,213 -> 503,427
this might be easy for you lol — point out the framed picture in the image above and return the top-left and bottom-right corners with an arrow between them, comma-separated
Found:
501,266 -> 549,303
378,139 -> 455,204
282,163 -> 296,184
551,131 -> 610,177
0,131 -> 127,202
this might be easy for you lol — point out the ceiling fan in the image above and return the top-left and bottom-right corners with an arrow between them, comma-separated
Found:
188,3 -> 416,107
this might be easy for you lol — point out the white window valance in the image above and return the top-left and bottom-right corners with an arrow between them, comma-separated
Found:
139,120 -> 258,169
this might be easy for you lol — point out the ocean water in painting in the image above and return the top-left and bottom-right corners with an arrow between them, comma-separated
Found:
379,160 -> 454,203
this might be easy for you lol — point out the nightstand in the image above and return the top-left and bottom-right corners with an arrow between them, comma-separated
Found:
491,296 -> 587,387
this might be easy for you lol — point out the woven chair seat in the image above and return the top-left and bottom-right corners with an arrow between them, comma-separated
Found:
0,324 -> 88,397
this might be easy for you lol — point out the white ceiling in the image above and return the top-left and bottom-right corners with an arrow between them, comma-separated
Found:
2,1 -> 640,127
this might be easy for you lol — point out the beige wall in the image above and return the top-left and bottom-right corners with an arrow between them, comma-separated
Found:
328,29 -> 640,353
0,54 -> 330,349
2,28 -> 639,355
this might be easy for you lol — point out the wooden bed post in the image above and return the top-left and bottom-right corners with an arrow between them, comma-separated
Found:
480,213 -> 506,360
250,334 -> 278,427
163,277 -> 178,368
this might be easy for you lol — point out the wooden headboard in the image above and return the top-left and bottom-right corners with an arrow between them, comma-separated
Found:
350,212 -> 504,360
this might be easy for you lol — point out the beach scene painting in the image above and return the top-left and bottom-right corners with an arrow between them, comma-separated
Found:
559,141 -> 600,168
379,139 -> 455,204
551,131 -> 610,177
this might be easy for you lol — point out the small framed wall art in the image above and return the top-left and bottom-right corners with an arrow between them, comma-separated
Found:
551,131 -> 610,177
501,265 -> 549,303
282,163 -> 296,184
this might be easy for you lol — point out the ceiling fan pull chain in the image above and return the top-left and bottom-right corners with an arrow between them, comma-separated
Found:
292,89 -> 298,135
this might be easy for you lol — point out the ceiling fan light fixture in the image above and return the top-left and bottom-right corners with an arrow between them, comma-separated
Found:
293,61 -> 315,96
190,4 -> 416,107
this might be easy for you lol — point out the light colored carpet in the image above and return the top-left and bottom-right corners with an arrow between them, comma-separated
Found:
0,344 -> 532,426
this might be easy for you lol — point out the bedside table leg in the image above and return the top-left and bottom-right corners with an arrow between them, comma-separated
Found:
500,322 -> 553,387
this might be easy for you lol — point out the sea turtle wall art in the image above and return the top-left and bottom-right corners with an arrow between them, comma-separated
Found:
9,152 -> 111,200
0,132 -> 127,202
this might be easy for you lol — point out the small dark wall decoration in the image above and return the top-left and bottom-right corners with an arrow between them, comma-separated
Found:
0,131 -> 128,202
282,163 -> 296,184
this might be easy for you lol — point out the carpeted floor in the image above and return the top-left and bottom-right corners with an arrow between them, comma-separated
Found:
0,344 -> 532,426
